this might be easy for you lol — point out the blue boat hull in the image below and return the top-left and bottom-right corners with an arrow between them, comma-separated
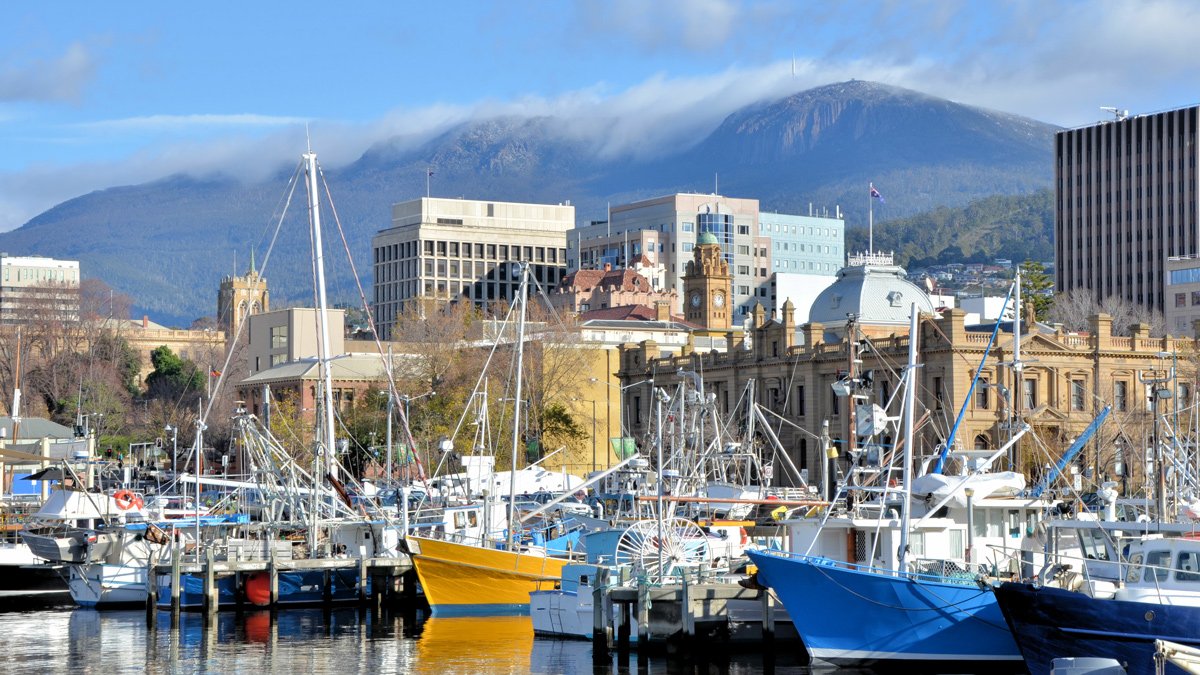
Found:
746,550 -> 1022,670
156,569 -> 365,609
994,582 -> 1200,675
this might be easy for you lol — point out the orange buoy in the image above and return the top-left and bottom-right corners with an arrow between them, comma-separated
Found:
245,572 -> 271,607
113,490 -> 137,510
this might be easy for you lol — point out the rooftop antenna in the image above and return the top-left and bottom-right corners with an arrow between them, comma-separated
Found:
1100,106 -> 1129,121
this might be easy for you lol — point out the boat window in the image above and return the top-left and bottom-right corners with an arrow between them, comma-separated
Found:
1176,551 -> 1200,582
1144,550 -> 1171,583
467,511 -> 479,528
1079,529 -> 1111,561
1126,553 -> 1144,583
453,512 -> 466,529
909,532 -> 925,557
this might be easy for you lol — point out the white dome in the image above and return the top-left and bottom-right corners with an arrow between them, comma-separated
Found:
808,263 -> 934,327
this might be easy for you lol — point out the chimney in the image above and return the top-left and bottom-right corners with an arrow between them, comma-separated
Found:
604,262 -> 612,272
142,315 -> 149,329
655,301 -> 670,322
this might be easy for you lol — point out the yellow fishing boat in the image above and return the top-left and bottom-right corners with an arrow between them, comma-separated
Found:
407,534 -> 571,616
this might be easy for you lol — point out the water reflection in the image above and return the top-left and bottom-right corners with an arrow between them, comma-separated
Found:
0,606 -> 807,675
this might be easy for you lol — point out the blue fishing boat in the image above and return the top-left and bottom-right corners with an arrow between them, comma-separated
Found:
745,549 -> 1022,670
994,535 -> 1200,675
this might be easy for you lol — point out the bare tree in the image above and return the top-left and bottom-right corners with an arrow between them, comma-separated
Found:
1048,290 -> 1166,336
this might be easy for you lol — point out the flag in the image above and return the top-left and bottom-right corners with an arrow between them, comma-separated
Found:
870,184 -> 884,203
427,168 -> 434,177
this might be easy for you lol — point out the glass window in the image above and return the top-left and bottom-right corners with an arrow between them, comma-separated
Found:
1176,551 -> 1200,581
487,244 -> 497,259
976,379 -> 989,408
1115,381 -> 1128,411
1023,379 -> 1037,409
1071,379 -> 1086,411
1145,549 -> 1171,583
1126,552 -> 1144,583
1193,291 -> 1200,306
1177,293 -> 1187,307
449,242 -> 459,257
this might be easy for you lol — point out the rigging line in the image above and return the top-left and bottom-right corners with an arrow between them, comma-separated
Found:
200,160 -> 304,426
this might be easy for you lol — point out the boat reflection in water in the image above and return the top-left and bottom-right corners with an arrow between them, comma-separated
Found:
6,605 -> 802,673
415,616 -> 534,673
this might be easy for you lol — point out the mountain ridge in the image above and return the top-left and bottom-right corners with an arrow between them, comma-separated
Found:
0,81 -> 1060,325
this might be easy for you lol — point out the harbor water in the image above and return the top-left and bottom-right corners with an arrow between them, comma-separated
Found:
0,602 -> 812,674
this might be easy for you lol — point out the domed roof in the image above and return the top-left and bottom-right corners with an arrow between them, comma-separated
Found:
697,232 -> 719,246
809,262 -> 934,327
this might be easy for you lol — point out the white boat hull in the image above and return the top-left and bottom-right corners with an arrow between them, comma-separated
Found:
69,562 -> 148,608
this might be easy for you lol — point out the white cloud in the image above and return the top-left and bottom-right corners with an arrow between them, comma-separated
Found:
0,42 -> 95,103
4,0 -> 1200,229
75,113 -> 311,133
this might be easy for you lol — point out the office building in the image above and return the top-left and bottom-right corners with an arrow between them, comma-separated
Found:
572,194 -> 844,320
371,197 -> 573,340
1056,106 -> 1200,312
0,255 -> 80,325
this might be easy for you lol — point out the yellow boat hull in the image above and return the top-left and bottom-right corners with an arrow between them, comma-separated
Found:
408,535 -> 570,616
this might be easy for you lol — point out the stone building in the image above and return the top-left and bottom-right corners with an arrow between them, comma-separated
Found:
618,256 -> 1193,498
217,257 -> 269,340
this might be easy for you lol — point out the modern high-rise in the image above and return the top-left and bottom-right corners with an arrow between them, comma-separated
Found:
1055,106 -> 1200,312
371,197 -> 574,340
0,255 -> 80,324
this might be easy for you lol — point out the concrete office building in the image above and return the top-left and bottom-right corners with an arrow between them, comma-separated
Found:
572,194 -> 767,319
371,197 -> 574,340
572,194 -> 845,320
1056,106 -> 1200,313
1166,255 -> 1200,334
0,255 -> 80,325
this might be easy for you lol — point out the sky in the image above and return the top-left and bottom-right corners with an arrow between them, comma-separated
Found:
2,0 -> 1199,231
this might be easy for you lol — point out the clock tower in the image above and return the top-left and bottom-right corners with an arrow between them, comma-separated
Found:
682,232 -> 733,330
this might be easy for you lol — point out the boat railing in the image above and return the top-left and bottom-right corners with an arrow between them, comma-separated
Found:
760,549 -> 987,586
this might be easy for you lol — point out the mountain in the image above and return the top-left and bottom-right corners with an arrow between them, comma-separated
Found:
847,189 -> 1055,268
0,81 -> 1060,325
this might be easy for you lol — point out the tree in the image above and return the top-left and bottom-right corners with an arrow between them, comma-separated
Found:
144,346 -> 205,402
1019,260 -> 1054,320
1048,289 -> 1167,337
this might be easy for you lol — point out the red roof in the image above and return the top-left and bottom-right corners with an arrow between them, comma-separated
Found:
579,304 -> 696,327
561,267 -> 652,292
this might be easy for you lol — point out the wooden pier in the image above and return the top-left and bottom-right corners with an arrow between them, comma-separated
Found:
146,551 -> 414,619
588,568 -> 798,657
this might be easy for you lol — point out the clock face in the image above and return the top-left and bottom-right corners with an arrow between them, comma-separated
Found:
713,292 -> 725,308
690,292 -> 702,307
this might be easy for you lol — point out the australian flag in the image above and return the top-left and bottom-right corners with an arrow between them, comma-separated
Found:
870,184 -> 884,203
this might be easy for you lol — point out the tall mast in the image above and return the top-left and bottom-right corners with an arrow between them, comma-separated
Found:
507,262 -> 529,551
305,148 -> 337,551
898,304 -> 920,571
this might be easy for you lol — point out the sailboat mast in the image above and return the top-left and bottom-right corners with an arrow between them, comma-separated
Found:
305,149 -> 337,547
1011,266 -> 1023,472
507,262 -> 529,551
898,304 -> 919,571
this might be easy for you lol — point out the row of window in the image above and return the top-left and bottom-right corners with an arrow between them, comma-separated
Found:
374,240 -> 567,265
759,223 -> 842,238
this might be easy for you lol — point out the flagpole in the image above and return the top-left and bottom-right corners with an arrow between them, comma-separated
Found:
868,182 -> 874,255
426,167 -> 431,199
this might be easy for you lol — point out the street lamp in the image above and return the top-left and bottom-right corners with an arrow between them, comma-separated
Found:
164,424 -> 178,474
573,398 -> 598,474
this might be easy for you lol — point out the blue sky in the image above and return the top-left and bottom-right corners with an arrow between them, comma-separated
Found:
2,0 -> 1199,230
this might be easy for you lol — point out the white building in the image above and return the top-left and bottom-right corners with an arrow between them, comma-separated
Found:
371,197 -> 574,340
0,255 -> 80,324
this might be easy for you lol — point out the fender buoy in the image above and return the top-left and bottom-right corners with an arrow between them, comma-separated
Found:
113,490 -> 140,510
245,572 -> 271,607
740,527 -> 749,546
